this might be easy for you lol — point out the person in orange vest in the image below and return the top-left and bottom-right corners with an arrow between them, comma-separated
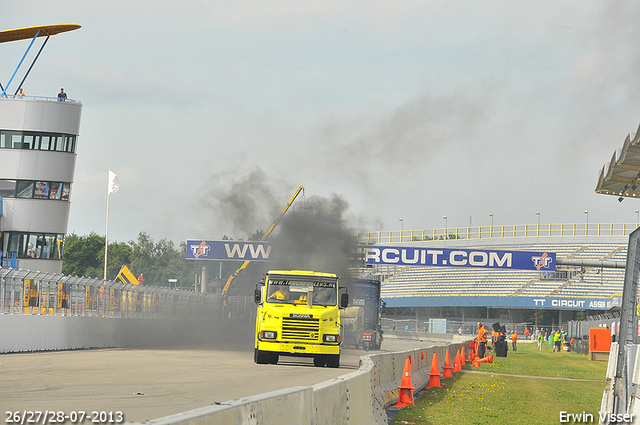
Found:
477,322 -> 488,358
511,330 -> 518,351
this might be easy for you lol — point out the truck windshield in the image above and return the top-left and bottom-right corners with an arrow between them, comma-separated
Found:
266,279 -> 337,306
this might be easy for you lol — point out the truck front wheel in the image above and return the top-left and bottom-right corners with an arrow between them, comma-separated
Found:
326,354 -> 340,368
313,355 -> 327,367
254,348 -> 269,364
268,352 -> 279,364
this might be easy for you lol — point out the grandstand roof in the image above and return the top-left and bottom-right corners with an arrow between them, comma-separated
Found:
596,121 -> 640,199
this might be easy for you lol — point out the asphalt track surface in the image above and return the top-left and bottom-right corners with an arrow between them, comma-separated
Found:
0,338 -> 434,423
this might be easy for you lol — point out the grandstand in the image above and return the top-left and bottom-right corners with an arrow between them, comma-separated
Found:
358,223 -> 632,323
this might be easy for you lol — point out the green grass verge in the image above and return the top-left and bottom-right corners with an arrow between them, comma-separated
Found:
390,342 -> 608,425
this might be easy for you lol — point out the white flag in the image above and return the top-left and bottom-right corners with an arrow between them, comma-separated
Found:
108,170 -> 119,194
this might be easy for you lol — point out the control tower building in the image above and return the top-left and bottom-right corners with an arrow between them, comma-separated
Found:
0,25 -> 82,273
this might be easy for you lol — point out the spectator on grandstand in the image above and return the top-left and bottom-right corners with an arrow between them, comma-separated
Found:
524,328 -> 530,340
392,323 -> 396,331
537,332 -> 544,351
405,323 -> 409,331
476,322 -> 488,359
511,330 -> 518,351
458,326 -> 463,335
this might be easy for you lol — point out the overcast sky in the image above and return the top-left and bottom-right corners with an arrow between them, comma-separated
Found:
2,1 -> 640,244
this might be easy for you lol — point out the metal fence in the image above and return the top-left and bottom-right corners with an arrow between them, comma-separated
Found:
0,268 -> 222,319
381,316 -> 543,338
566,311 -> 620,340
358,222 -> 638,244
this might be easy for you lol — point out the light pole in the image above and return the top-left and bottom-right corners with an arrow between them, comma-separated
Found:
443,216 -> 447,239
536,211 -> 540,226
489,213 -> 493,237
399,218 -> 403,241
584,210 -> 589,235
636,209 -> 639,226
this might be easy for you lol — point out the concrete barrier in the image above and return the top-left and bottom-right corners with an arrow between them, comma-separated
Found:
145,386 -> 314,425
141,339 -> 471,425
0,315 -> 470,424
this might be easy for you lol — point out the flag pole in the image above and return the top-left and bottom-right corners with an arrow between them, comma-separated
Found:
104,169 -> 119,281
104,169 -> 111,280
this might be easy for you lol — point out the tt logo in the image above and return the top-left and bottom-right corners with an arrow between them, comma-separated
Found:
191,241 -> 210,259
531,253 -> 553,270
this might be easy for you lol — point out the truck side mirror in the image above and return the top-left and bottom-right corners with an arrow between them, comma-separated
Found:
254,288 -> 261,304
340,293 -> 349,308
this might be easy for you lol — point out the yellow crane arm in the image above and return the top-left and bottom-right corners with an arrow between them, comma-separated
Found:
221,186 -> 305,297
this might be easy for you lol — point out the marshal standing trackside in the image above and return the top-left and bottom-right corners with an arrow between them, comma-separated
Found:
5,411 -> 124,424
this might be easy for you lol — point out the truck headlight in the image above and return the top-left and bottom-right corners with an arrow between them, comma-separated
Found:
323,334 -> 339,343
260,331 -> 277,340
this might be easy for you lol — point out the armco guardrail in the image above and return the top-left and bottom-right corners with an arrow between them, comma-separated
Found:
140,337 -> 469,425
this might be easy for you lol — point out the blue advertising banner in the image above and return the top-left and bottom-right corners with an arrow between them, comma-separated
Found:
365,246 -> 556,271
382,294 -> 620,310
186,240 -> 272,261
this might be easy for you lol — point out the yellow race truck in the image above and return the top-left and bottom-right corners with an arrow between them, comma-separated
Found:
254,270 -> 348,368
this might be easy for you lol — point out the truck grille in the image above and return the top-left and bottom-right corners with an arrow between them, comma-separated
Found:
281,317 -> 320,341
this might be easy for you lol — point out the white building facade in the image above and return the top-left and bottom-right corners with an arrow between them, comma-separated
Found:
0,97 -> 82,273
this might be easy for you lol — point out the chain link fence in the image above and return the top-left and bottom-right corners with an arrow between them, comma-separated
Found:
0,268 -> 223,319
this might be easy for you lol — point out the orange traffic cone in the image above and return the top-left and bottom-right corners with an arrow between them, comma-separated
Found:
467,340 -> 477,360
453,349 -> 462,373
472,354 -> 494,367
442,349 -> 453,378
393,358 -> 415,407
461,347 -> 466,366
427,352 -> 441,389
468,339 -> 477,354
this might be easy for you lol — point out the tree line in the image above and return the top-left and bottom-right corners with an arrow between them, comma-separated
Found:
62,231 -> 203,288
62,231 -> 264,289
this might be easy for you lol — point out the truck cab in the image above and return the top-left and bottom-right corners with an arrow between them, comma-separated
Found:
254,270 -> 348,368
